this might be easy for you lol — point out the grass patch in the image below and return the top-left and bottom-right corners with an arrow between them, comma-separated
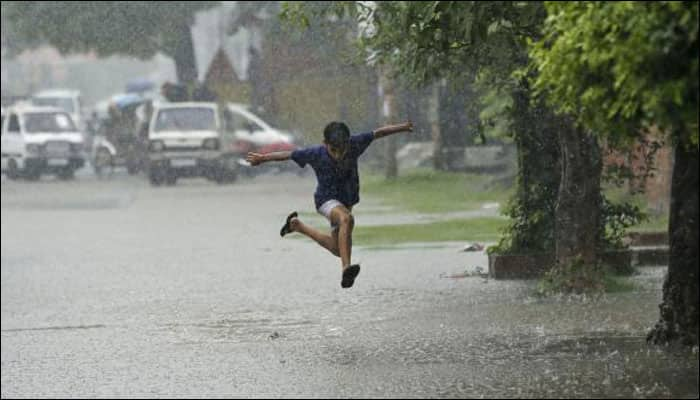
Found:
603,185 -> 669,233
352,217 -> 507,246
361,168 -> 513,213
602,274 -> 636,293
359,243 -> 455,251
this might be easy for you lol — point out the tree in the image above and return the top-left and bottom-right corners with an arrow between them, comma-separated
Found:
530,1 -> 698,345
283,3 -> 653,283
2,1 -> 218,85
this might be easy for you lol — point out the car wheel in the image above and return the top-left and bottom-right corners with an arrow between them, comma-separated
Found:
165,170 -> 178,186
216,168 -> 236,184
24,168 -> 41,181
148,165 -> 166,186
126,155 -> 142,175
127,164 -> 140,175
57,167 -> 75,180
6,159 -> 19,180
93,148 -> 113,178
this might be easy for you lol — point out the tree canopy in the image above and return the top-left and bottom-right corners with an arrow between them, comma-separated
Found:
529,1 -> 698,147
282,1 -> 545,87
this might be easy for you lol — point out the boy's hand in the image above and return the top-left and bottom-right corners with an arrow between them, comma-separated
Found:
405,121 -> 413,132
245,152 -> 264,166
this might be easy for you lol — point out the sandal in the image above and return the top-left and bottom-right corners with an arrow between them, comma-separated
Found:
280,211 -> 298,237
341,264 -> 361,288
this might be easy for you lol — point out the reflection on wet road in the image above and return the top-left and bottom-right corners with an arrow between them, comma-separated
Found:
2,174 -> 697,397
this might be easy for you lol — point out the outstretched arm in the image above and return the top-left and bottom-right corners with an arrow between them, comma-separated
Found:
372,121 -> 413,139
245,151 -> 292,166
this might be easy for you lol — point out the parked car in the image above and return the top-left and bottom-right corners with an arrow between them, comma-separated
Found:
31,89 -> 85,132
221,103 -> 299,176
1,103 -> 85,180
146,102 -> 230,185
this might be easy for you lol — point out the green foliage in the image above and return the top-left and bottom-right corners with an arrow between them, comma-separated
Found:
474,71 -> 514,143
492,190 -> 649,257
529,1 -> 699,148
538,257 -> 604,296
488,85 -> 562,256
490,188 -> 556,255
600,196 -> 648,250
536,256 -> 636,296
2,2 -> 217,59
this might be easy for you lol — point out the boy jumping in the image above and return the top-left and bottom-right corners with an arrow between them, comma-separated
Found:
245,121 -> 413,288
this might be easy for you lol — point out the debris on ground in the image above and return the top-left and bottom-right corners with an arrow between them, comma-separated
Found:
439,266 -> 489,280
461,243 -> 485,252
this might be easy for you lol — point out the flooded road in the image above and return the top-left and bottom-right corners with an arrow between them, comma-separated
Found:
2,173 -> 697,398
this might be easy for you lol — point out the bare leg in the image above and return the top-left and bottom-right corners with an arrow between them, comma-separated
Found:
290,218 -> 340,257
330,206 -> 354,270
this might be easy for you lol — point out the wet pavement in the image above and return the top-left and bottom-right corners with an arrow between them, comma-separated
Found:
2,172 -> 698,398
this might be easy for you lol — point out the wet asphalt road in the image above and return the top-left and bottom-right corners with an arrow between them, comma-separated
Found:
2,172 -> 698,398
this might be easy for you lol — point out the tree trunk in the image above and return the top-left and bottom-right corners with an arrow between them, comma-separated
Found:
512,86 -> 530,208
555,122 -> 602,267
647,141 -> 699,346
428,83 -> 444,170
439,80 -> 469,171
378,68 -> 397,179
504,81 -> 561,254
171,21 -> 198,85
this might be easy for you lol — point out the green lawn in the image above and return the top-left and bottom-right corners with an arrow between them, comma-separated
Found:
603,185 -> 669,233
289,217 -> 507,246
352,217 -> 508,246
360,168 -> 513,213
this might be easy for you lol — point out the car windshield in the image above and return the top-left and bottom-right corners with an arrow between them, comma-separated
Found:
24,112 -> 77,133
32,97 -> 75,113
154,108 -> 216,132
223,110 -> 265,133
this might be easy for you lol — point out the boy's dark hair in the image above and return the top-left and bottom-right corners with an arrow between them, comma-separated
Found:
323,121 -> 350,147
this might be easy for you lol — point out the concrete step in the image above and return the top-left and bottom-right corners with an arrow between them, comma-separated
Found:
488,246 -> 670,279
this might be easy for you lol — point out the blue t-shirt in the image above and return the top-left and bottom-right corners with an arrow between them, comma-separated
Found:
291,132 -> 374,210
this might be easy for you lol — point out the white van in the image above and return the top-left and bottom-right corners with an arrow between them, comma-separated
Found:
147,102 -> 228,185
1,104 -> 86,180
31,89 -> 85,132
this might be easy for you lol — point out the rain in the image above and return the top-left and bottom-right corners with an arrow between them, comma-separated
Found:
1,2 -> 698,398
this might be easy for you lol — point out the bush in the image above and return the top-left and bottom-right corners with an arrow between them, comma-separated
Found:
537,257 -> 605,296
536,256 -> 635,296
600,197 -> 648,250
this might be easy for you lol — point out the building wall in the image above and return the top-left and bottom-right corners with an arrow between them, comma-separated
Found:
604,133 -> 673,215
